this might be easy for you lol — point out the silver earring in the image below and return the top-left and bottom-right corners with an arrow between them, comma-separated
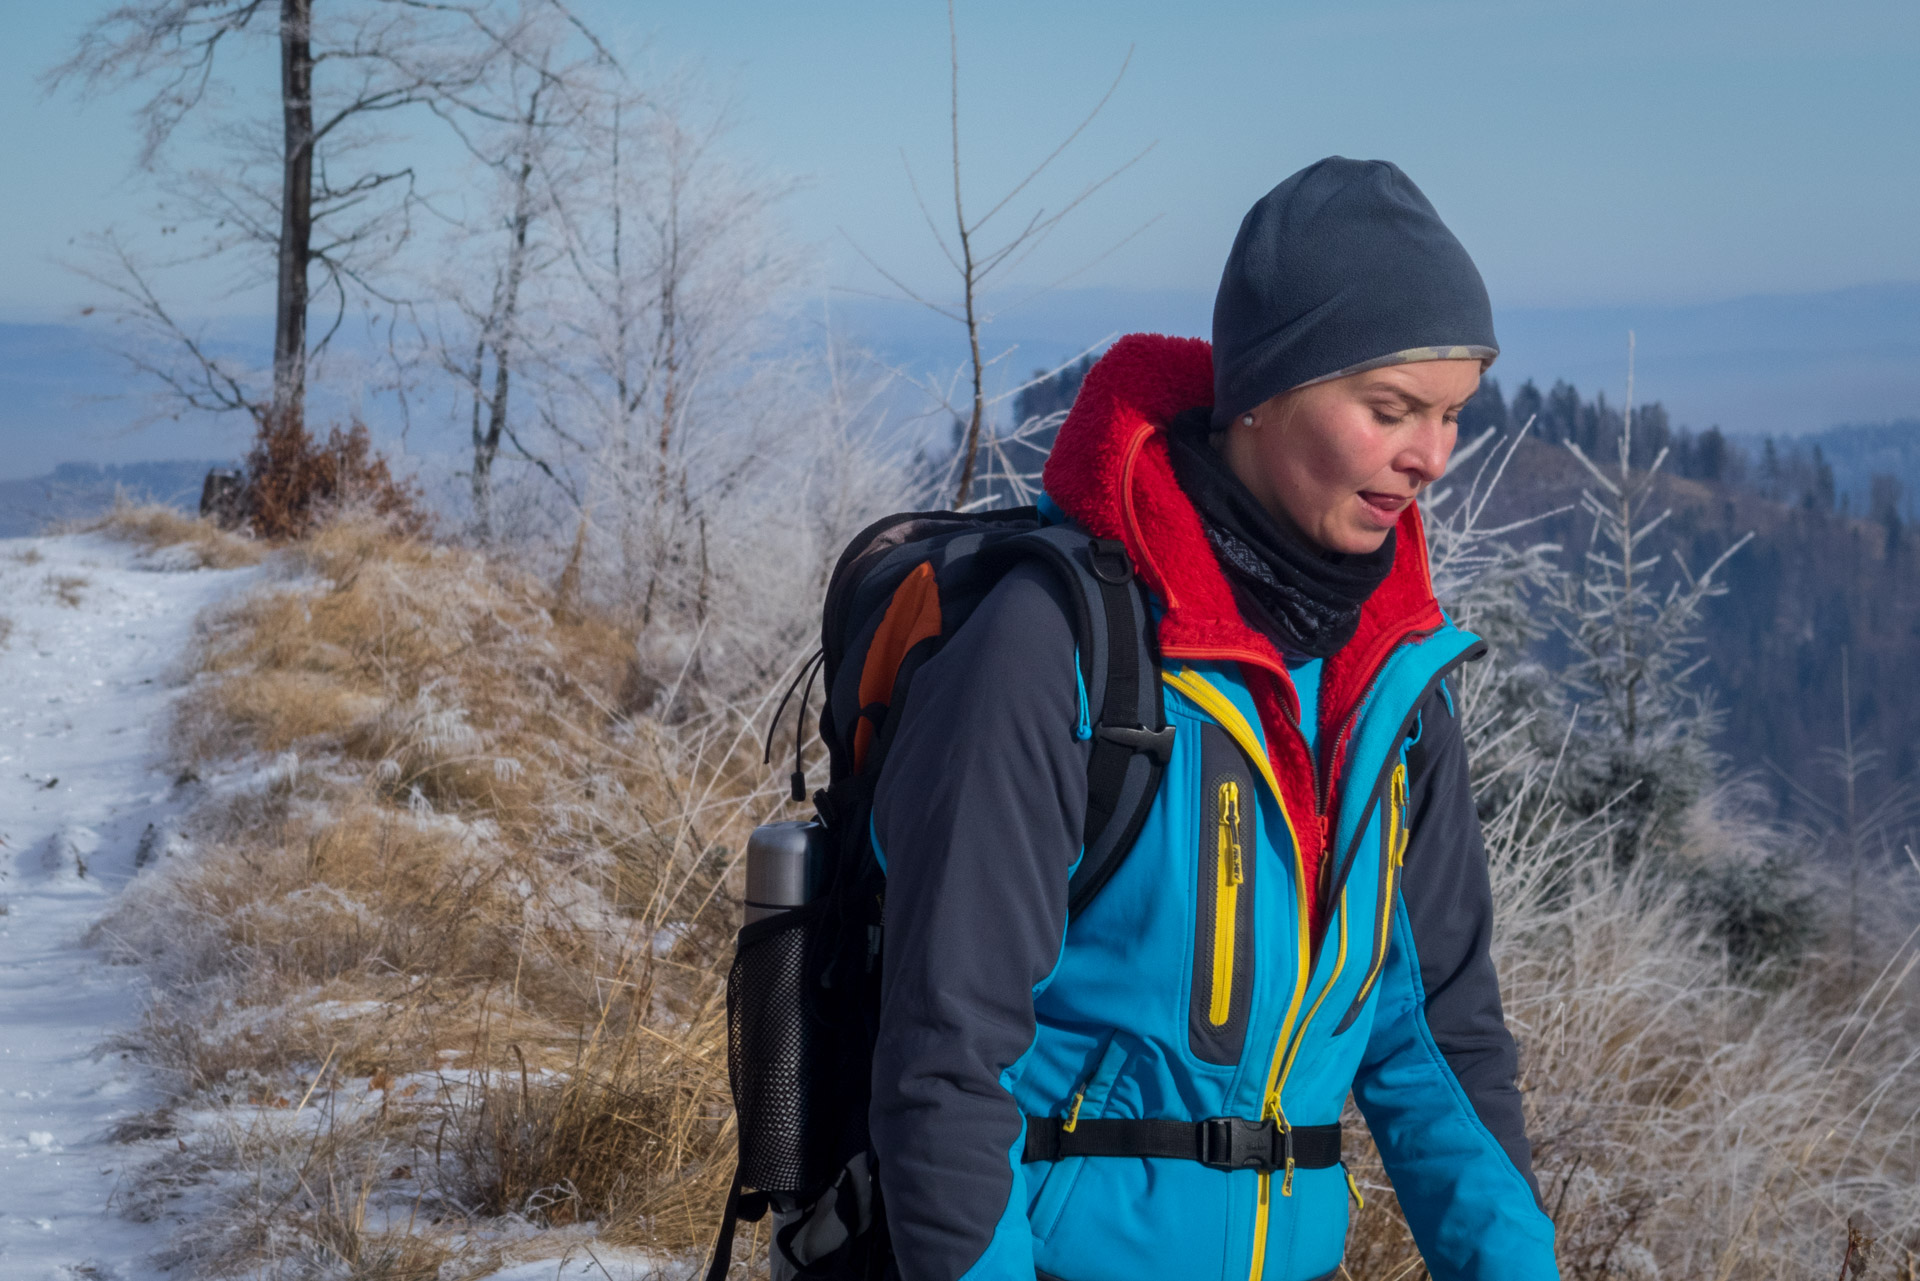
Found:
1242,414 -> 1254,426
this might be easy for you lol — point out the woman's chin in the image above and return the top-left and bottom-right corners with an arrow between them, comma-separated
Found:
1319,506 -> 1397,554
1320,522 -> 1394,556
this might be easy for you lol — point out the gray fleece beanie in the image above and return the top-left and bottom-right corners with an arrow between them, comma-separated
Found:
1211,157 -> 1497,429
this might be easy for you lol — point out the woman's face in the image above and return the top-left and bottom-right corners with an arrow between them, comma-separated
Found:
1221,359 -> 1481,554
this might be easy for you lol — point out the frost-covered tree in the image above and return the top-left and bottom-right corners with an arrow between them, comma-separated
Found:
535,75 -> 806,636
410,6 -> 610,540
1551,338 -> 1751,858
1423,421 -> 1570,813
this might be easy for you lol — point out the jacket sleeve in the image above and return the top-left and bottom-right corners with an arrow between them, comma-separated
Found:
869,562 -> 1089,1281
1349,680 -> 1560,1280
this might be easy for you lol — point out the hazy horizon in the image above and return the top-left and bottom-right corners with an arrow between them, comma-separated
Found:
6,275 -> 1919,481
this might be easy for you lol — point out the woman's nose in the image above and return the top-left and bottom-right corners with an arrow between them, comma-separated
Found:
1400,415 -> 1455,485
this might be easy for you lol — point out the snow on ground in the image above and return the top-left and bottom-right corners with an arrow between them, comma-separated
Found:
0,532 -> 698,1280
0,532 -> 259,1280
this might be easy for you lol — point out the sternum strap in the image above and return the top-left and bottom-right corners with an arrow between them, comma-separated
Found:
1020,1115 -> 1341,1173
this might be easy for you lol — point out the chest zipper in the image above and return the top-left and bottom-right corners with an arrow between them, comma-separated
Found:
1209,781 -> 1245,1026
1338,762 -> 1410,1024
1262,666 -> 1388,1281
1157,668 -> 1355,1281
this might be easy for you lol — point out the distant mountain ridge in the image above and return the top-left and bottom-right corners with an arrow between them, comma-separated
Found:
0,320 -> 258,481
0,460 -> 228,538
1773,419 -> 1920,519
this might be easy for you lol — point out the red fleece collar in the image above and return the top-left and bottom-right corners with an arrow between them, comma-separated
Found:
1041,334 -> 1445,916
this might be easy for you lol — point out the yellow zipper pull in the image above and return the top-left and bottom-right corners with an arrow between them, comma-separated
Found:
1220,782 -> 1244,884
1344,1165 -> 1366,1208
1062,1090 -> 1084,1134
1393,764 -> 1410,858
1268,1100 -> 1297,1198
1280,1122 -> 1296,1198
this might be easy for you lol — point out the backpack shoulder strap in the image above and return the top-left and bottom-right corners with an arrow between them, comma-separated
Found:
999,526 -> 1171,914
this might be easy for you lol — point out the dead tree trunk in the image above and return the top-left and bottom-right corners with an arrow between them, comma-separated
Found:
273,0 -> 315,429
471,89 -> 543,541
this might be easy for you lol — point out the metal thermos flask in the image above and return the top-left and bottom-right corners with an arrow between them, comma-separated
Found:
743,820 -> 827,924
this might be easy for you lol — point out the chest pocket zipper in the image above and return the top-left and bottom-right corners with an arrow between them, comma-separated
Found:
1209,780 -> 1245,1024
1191,721 -> 1256,1064
1331,760 -> 1410,1035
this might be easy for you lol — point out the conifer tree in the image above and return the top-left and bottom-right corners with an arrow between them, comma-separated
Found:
1551,335 -> 1751,858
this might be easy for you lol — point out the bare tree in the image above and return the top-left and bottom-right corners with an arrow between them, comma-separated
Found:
413,9 -> 609,538
48,0 -> 544,432
846,1 -> 1153,508
541,78 -> 803,622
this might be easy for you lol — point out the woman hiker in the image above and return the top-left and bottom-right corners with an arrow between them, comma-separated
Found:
868,158 -> 1560,1280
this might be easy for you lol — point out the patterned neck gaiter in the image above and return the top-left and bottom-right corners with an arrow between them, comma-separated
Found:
1161,407 -> 1395,660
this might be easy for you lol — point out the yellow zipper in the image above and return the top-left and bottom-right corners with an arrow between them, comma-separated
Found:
1210,780 -> 1244,1025
1346,763 -> 1410,1013
1247,1173 -> 1270,1279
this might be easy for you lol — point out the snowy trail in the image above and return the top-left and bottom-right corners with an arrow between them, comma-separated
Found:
0,532 -> 258,1280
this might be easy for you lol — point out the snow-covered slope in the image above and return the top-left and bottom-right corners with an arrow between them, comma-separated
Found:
0,532 -> 259,1279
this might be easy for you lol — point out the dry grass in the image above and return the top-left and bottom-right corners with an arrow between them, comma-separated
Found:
46,570 -> 89,606
94,498 -> 266,569
104,516 -> 775,1274
1337,779 -> 1920,1281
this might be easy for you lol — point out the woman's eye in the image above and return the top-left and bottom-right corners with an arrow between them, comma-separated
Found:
1370,406 -> 1404,426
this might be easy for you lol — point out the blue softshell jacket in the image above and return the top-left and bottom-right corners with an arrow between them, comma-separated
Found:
869,335 -> 1559,1281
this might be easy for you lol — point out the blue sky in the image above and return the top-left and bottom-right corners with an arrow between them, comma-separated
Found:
2,0 -> 1918,473
7,0 -> 1919,318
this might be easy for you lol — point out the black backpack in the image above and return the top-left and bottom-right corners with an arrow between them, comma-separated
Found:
707,506 -> 1172,1280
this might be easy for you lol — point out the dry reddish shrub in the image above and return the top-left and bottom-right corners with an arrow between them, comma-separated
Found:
243,413 -> 423,541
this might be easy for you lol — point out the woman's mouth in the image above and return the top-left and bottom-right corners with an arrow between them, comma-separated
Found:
1357,491 -> 1410,526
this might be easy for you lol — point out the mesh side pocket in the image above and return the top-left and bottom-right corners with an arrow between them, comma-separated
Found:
727,908 -> 825,1195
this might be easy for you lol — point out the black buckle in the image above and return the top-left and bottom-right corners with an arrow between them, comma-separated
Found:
1095,723 -> 1177,765
1088,539 -> 1134,585
1199,1117 -> 1276,1171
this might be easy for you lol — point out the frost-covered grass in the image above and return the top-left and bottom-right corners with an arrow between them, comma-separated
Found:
99,517 -> 772,1276
92,498 -> 266,570
1339,771 -> 1920,1279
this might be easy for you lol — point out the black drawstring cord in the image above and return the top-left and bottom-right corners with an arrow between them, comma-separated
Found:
762,648 -> 826,801
790,651 -> 826,801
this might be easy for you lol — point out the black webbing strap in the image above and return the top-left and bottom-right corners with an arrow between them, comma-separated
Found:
1078,541 -> 1141,845
1022,1115 -> 1342,1173
1068,539 -> 1173,912
704,1167 -> 770,1281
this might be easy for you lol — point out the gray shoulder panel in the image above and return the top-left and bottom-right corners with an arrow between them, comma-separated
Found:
1398,681 -> 1544,1204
